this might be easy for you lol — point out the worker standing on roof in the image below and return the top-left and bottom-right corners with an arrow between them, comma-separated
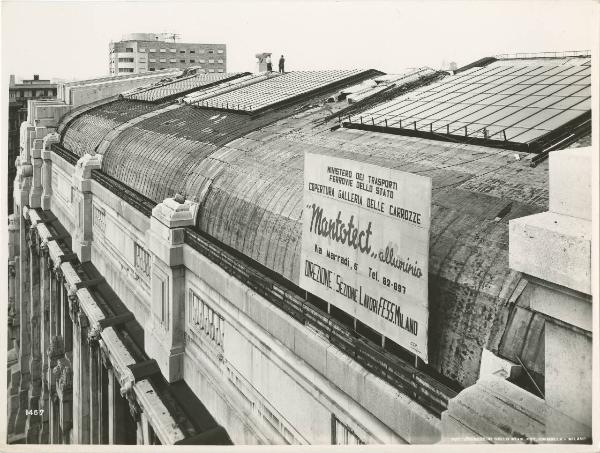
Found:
266,55 -> 272,72
279,55 -> 285,73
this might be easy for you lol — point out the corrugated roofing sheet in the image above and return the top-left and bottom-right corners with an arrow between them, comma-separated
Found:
197,70 -> 373,112
122,72 -> 246,102
182,73 -> 271,106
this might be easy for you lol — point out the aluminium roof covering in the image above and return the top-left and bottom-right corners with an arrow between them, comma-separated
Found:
349,59 -> 590,145
122,72 -> 247,102
57,62 -> 583,389
182,73 -> 273,105
195,70 -> 375,112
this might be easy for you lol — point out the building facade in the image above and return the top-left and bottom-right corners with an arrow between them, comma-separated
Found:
109,33 -> 226,75
6,52 -> 594,446
8,75 -> 58,215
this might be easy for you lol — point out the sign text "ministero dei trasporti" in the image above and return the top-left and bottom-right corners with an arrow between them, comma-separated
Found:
299,153 -> 431,361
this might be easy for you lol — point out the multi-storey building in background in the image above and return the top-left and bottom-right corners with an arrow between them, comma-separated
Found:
7,51 -> 594,446
109,33 -> 226,75
8,75 -> 57,214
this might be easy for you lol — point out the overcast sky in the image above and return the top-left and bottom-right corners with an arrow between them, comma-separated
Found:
1,0 -> 597,82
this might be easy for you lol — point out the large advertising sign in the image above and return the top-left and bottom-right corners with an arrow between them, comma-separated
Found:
300,153 -> 431,361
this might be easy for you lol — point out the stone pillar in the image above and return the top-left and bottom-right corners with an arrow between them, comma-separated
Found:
108,369 -> 129,444
108,369 -> 116,444
99,347 -> 110,444
12,109 -> 41,437
50,399 -> 60,444
41,133 -> 59,211
46,263 -> 61,442
6,349 -> 21,436
15,217 -> 31,435
71,154 -> 102,263
53,358 -> 73,444
7,214 -> 21,436
48,263 -> 58,346
54,272 -> 62,338
8,214 -> 20,350
47,336 -> 64,444
146,196 -> 198,382
72,312 -> 80,443
20,122 -> 35,165
122,379 -> 142,445
7,258 -> 20,436
8,260 -> 17,344
37,240 -> 51,443
87,328 -> 101,444
71,295 -> 91,444
29,129 -> 50,209
26,227 -> 42,442
60,271 -> 72,353
79,312 -> 91,444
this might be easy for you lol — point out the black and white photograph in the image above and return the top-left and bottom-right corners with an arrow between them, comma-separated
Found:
1,0 -> 598,449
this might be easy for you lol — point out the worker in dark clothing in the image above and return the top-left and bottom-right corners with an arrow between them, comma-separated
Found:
279,55 -> 285,73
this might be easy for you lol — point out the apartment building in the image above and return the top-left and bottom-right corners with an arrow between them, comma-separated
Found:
109,33 -> 226,75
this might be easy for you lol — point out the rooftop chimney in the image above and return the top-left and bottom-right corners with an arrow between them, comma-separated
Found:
255,52 -> 272,73
9,74 -> 15,86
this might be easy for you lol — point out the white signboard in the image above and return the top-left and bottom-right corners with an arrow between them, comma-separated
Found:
300,153 -> 431,361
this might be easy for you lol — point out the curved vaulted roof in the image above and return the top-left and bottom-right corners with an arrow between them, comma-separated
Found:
191,122 -> 548,386
61,99 -> 162,156
58,63 -> 586,387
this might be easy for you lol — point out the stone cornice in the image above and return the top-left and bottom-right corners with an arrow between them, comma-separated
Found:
43,132 -> 60,151
151,196 -> 198,229
47,241 -> 65,270
134,379 -> 186,444
101,327 -> 136,383
74,154 -> 103,181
